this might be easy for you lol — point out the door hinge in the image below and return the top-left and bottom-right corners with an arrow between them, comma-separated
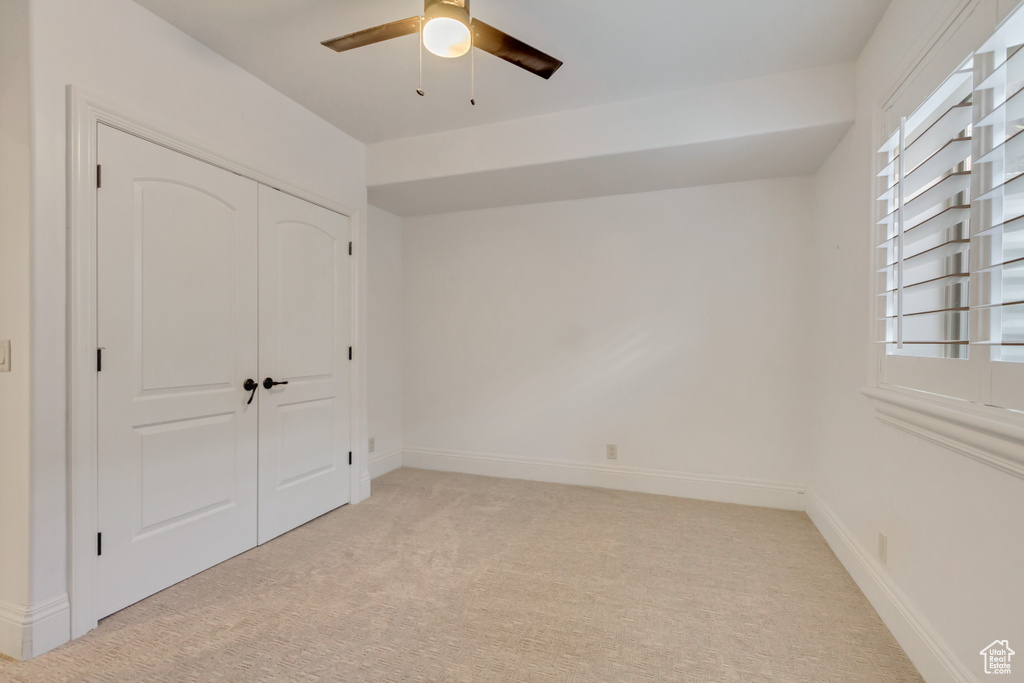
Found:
348,346 -> 352,360
97,164 -> 102,188
97,532 -> 102,556
97,348 -> 103,372
348,241 -> 352,256
348,451 -> 352,466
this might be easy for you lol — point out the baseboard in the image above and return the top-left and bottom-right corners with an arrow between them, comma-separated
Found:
0,594 -> 71,660
805,491 -> 975,683
402,447 -> 805,510
359,471 -> 371,503
368,449 -> 402,480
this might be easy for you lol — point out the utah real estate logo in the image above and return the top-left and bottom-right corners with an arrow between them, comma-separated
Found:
980,640 -> 1014,675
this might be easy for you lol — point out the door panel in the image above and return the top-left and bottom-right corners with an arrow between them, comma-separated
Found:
277,223 -> 337,379
278,398 -> 337,485
258,185 -> 351,544
136,414 -> 237,531
96,125 -> 259,618
138,182 -> 237,390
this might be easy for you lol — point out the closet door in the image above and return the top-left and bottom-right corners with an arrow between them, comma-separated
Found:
96,125 -> 259,617
257,185 -> 351,544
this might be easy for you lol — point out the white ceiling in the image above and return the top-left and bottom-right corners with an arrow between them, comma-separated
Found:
132,0 -> 891,144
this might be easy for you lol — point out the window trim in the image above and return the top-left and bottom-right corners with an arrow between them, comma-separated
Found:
863,385 -> 1024,480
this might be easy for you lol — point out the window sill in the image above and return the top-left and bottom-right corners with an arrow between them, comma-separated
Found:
862,386 -> 1024,480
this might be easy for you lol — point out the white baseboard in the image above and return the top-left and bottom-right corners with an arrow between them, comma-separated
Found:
805,491 -> 975,683
402,447 -> 805,510
359,471 -> 371,502
0,594 -> 71,660
368,448 -> 402,480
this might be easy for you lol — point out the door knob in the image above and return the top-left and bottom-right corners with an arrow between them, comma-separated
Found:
243,378 -> 258,405
263,377 -> 289,390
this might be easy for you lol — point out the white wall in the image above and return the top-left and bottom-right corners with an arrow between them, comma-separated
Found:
0,0 -> 34,660
367,206 -> 404,477
809,0 -> 1024,680
0,0 -> 367,660
402,178 -> 812,507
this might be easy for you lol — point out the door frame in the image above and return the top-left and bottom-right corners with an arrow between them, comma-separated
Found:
67,86 -> 369,639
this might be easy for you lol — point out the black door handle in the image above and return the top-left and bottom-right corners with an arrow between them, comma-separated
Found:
263,377 -> 289,390
243,378 -> 258,405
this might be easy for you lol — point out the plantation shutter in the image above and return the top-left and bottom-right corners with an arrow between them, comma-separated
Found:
973,35 -> 1024,363
877,59 -> 974,359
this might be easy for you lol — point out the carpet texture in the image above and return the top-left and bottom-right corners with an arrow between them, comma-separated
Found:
0,468 -> 921,681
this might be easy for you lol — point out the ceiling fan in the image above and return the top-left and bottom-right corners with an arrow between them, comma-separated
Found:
321,0 -> 563,81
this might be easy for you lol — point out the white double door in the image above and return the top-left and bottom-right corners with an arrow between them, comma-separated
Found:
96,125 -> 351,618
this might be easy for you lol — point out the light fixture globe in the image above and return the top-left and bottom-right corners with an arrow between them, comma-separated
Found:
423,2 -> 471,58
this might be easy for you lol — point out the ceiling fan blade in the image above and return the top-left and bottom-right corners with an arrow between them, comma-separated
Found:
471,19 -> 563,80
322,16 -> 421,53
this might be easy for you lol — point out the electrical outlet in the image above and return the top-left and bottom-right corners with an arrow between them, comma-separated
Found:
0,340 -> 10,372
368,437 -> 375,453
606,443 -> 617,460
878,533 -> 888,565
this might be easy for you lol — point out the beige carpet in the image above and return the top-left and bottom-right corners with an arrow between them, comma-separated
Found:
0,468 -> 921,682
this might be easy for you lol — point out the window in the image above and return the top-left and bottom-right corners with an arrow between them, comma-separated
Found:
876,5 -> 1024,413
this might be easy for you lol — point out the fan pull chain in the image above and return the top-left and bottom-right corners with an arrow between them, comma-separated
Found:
470,28 -> 476,105
417,17 -> 425,96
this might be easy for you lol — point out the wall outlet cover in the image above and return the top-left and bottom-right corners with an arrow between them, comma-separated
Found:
606,444 -> 617,460
368,437 -> 375,453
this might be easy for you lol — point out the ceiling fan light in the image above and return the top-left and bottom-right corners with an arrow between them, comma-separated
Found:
423,3 -> 471,58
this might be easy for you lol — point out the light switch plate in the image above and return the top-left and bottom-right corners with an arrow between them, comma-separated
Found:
0,340 -> 10,372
